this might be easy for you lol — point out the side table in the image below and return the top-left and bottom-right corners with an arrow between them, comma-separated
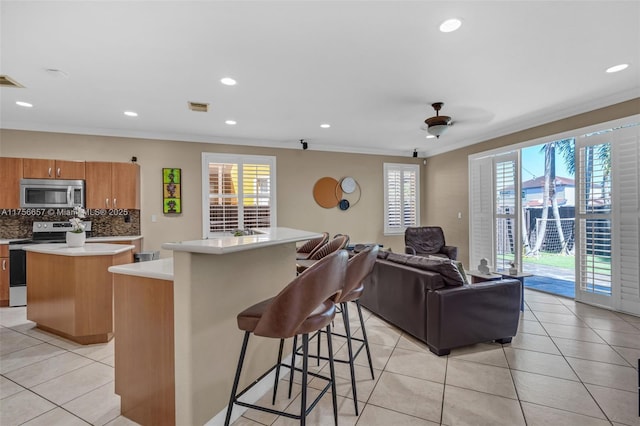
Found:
466,270 -> 503,284
496,271 -> 532,311
466,270 -> 527,312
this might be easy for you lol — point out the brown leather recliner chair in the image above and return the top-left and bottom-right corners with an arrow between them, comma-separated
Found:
405,226 -> 458,260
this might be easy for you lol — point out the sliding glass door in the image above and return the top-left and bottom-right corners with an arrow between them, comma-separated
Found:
469,120 -> 640,316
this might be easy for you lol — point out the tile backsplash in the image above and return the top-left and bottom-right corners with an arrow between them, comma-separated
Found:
0,209 -> 140,239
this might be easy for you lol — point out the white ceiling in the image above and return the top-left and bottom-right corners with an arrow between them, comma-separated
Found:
1,1 -> 639,157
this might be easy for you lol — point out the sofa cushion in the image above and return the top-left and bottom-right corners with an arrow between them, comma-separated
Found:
421,255 -> 468,286
405,256 -> 465,287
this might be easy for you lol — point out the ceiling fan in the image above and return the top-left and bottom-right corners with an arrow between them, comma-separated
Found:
424,102 -> 452,138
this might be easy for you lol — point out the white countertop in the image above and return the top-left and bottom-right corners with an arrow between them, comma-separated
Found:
23,243 -> 136,256
109,258 -> 173,280
1,236 -> 142,245
162,227 -> 322,255
87,235 -> 143,242
1,239 -> 27,244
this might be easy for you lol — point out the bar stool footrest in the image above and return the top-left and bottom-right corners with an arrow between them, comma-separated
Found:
231,363 -> 334,421
295,330 -> 368,366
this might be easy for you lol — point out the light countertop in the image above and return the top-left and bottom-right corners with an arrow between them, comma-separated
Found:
161,227 -> 322,255
23,243 -> 135,256
1,236 -> 142,245
87,235 -> 143,242
0,239 -> 31,244
108,258 -> 173,281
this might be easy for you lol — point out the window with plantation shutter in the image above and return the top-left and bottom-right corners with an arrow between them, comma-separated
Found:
202,153 -> 276,237
384,163 -> 419,235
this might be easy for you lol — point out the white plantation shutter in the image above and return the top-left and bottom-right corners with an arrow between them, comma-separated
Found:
202,154 -> 276,237
576,123 -> 640,314
384,163 -> 419,235
576,138 -> 613,301
612,125 -> 640,315
241,163 -> 272,229
469,156 -> 494,270
494,153 -> 519,272
208,162 -> 239,232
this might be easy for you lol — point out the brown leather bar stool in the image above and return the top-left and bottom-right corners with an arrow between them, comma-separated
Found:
224,250 -> 348,426
290,245 -> 379,415
296,234 -> 349,274
296,232 -> 329,260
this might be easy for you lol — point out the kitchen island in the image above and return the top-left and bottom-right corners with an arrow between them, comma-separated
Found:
109,258 -> 175,426
24,243 -> 134,344
109,228 -> 320,426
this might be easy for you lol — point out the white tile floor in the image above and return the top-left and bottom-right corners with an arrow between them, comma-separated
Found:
1,289 -> 639,425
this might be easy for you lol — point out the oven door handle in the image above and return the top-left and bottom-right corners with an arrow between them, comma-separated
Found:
67,186 -> 72,206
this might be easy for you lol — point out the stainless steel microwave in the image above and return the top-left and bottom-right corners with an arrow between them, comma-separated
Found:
20,179 -> 85,208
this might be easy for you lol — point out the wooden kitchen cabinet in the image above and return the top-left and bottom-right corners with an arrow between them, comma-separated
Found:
23,158 -> 85,179
26,247 -> 133,344
1,244 -> 9,307
114,274 -> 175,425
0,157 -> 23,208
85,162 -> 140,209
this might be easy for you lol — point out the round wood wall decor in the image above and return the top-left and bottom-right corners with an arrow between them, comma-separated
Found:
313,177 -> 342,208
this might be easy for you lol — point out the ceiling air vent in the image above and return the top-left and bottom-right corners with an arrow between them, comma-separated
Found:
188,101 -> 209,112
0,75 -> 25,88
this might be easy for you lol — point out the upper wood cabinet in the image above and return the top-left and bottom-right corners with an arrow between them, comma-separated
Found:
23,159 -> 85,180
86,162 -> 140,210
0,157 -> 23,208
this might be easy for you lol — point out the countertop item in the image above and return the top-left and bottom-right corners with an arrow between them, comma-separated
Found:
161,227 -> 322,255
23,243 -> 135,256
109,258 -> 173,280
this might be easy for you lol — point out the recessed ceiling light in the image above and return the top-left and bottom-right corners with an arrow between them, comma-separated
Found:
426,134 -> 436,139
440,18 -> 462,33
124,111 -> 138,117
220,77 -> 237,86
225,120 -> 237,125
606,63 -> 629,73
16,101 -> 33,108
320,123 -> 331,128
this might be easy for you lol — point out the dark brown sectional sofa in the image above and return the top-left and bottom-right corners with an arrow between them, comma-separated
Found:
360,252 -> 521,355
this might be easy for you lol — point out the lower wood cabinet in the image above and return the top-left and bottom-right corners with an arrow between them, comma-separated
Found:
114,275 -> 175,426
26,249 -> 133,344
1,244 -> 8,307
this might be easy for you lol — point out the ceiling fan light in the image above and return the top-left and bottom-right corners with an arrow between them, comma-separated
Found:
427,123 -> 449,138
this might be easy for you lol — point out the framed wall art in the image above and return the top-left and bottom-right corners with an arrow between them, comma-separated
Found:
163,168 -> 182,214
